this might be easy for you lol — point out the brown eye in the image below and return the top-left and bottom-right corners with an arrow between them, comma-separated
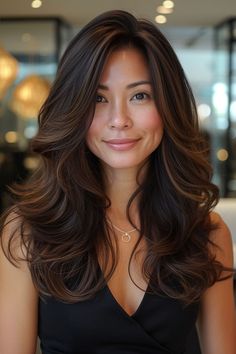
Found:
132,92 -> 149,101
96,95 -> 106,103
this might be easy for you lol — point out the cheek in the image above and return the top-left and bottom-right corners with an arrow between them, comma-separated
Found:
86,124 -> 96,153
86,110 -> 107,139
143,109 -> 163,131
145,110 -> 164,147
86,118 -> 100,142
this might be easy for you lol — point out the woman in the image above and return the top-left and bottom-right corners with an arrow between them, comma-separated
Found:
0,10 -> 235,354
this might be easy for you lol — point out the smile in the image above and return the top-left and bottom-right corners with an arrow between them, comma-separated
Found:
103,138 -> 140,151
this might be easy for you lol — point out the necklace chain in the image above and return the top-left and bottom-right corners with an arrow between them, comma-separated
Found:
106,219 -> 137,242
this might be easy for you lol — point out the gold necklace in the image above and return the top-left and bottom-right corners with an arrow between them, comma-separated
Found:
106,219 -> 137,242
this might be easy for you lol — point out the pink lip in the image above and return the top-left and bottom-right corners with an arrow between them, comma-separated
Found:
105,138 -> 140,143
103,138 -> 140,151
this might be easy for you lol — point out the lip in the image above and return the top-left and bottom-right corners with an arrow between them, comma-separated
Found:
103,138 -> 140,151
105,138 -> 140,144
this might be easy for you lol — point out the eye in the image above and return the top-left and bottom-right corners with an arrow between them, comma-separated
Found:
132,92 -> 150,101
96,94 -> 107,103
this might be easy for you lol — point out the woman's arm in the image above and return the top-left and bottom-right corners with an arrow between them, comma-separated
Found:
197,212 -> 236,354
0,213 -> 38,354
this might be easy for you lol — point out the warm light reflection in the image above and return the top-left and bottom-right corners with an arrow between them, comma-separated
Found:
0,47 -> 19,99
5,131 -> 18,143
31,0 -> 42,9
163,0 -> 175,9
23,156 -> 40,170
217,149 -> 228,161
155,15 -> 167,24
11,74 -> 50,118
156,6 -> 173,14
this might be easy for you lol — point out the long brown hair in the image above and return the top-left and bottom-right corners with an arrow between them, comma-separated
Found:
0,10 -> 230,305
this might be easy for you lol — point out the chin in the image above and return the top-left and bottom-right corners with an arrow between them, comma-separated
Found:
103,159 -> 146,170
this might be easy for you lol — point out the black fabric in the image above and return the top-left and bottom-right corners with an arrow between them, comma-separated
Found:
38,269 -> 200,354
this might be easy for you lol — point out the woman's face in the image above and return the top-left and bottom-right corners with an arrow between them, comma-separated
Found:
86,47 -> 164,173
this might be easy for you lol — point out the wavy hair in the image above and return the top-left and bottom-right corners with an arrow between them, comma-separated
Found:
0,10 -> 230,305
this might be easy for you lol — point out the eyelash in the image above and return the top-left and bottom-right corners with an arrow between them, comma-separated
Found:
96,92 -> 151,103
132,92 -> 150,101
96,95 -> 107,103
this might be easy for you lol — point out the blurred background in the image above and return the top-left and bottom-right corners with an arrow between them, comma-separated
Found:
0,0 -> 236,213
0,2 -> 235,353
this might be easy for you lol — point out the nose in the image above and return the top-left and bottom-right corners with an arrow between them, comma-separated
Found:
108,102 -> 132,130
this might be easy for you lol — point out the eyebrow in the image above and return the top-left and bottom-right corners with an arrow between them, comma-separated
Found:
98,80 -> 151,90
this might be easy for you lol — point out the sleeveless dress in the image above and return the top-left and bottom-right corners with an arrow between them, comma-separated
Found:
38,267 -> 200,354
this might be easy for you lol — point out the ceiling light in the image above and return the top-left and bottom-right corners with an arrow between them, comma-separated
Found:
31,0 -> 42,9
163,0 -> 175,9
156,6 -> 173,14
155,15 -> 167,24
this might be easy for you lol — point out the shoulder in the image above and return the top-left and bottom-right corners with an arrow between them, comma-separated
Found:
0,208 -> 36,299
0,209 -> 28,266
208,211 -> 234,269
0,210 -> 38,354
196,212 -> 236,353
209,210 -> 231,235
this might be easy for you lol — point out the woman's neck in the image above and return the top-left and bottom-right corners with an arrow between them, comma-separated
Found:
104,167 -> 142,225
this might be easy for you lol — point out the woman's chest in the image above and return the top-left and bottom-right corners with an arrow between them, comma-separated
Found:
38,284 -> 199,354
98,237 -> 149,317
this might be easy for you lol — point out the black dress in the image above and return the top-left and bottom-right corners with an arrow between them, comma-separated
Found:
38,268 -> 200,354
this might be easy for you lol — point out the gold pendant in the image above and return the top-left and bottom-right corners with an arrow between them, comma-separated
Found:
121,232 -> 131,242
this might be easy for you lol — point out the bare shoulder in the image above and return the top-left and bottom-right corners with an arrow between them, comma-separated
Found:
0,209 -> 28,266
1,209 -> 23,239
208,211 -> 234,268
196,211 -> 236,354
0,210 -> 38,354
209,210 -> 231,235
0,208 -> 32,278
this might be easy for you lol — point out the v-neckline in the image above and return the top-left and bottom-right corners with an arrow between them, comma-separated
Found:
105,280 -> 150,318
98,263 -> 151,318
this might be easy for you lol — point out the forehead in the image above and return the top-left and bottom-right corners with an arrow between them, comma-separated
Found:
99,47 -> 150,83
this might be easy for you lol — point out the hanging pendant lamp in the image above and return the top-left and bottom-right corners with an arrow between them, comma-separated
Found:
10,74 -> 51,119
0,47 -> 19,100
